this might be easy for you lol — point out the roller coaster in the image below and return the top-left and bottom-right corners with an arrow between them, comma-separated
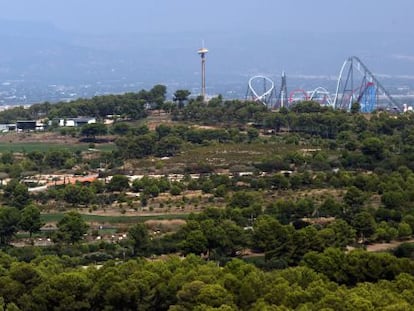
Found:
245,75 -> 275,107
245,56 -> 400,112
333,56 -> 399,112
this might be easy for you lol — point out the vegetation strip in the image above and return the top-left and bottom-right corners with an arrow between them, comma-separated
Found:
41,213 -> 189,223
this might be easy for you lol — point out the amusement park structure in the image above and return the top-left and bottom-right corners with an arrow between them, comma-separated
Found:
277,72 -> 288,108
245,75 -> 275,107
197,43 -> 209,102
309,87 -> 333,107
333,56 -> 398,112
245,56 -> 400,112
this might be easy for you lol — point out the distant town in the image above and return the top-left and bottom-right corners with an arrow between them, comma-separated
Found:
2,74 -> 414,109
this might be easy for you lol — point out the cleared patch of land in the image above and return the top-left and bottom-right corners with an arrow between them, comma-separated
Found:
366,239 -> 414,252
0,132 -> 115,152
41,213 -> 189,224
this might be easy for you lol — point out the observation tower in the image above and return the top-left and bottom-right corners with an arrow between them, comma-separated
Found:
197,44 -> 208,101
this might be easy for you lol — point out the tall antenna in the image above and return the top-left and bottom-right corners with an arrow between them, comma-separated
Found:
277,71 -> 288,108
197,42 -> 208,102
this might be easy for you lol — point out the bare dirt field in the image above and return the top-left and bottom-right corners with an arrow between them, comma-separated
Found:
366,239 -> 414,252
145,219 -> 186,232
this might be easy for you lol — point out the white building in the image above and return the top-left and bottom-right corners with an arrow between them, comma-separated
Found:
57,117 -> 97,127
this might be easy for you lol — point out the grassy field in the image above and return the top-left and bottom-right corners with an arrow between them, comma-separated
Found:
41,213 -> 189,224
0,142 -> 115,153
127,139 -> 326,174
167,141 -> 311,168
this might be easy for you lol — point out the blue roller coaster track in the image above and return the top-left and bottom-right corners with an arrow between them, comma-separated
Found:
333,56 -> 399,112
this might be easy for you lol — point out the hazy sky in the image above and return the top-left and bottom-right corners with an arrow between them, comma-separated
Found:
0,0 -> 413,86
0,0 -> 413,35
0,0 -> 413,101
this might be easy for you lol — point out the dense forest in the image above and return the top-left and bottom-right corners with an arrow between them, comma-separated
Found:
1,88 -> 414,310
1,252 -> 414,310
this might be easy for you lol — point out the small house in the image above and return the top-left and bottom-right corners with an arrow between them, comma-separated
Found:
56,117 -> 97,127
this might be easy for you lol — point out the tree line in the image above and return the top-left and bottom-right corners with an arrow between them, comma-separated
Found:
0,251 -> 413,310
0,85 -> 168,123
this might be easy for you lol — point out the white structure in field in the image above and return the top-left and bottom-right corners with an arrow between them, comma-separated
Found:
58,117 -> 96,127
197,43 -> 208,101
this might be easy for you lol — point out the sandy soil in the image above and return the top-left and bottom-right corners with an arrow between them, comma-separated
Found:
366,239 -> 414,252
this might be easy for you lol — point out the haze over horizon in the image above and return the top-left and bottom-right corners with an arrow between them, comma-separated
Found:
0,0 -> 414,103
1,0 -> 413,35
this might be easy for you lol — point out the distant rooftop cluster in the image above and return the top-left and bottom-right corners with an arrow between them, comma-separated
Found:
0,117 -> 96,133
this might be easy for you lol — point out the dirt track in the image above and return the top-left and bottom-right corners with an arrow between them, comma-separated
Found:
366,239 -> 414,252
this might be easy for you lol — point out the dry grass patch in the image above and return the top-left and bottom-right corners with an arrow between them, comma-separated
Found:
145,219 -> 186,233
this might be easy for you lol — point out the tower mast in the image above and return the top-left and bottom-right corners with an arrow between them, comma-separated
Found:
197,43 -> 208,102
